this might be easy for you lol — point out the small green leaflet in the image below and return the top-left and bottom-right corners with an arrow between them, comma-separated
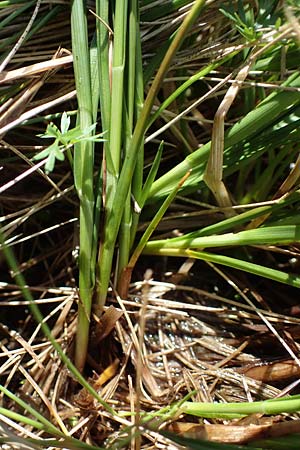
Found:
33,112 -> 105,174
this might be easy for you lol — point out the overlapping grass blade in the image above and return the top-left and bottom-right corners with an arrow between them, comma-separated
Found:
149,72 -> 300,202
71,0 -> 96,372
147,55 -> 240,129
118,0 -> 142,280
145,224 -> 300,250
128,0 -> 144,249
0,401 -> 105,449
118,171 -> 190,296
0,387 -> 64,435
164,190 -> 300,237
140,0 -> 194,21
0,1 -> 34,31
96,0 -> 207,306
142,247 -> 300,289
0,5 -> 61,55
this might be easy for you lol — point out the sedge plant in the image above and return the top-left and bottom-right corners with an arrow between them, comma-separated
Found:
2,1 -> 300,448
70,0 -> 300,373
70,0 -> 207,371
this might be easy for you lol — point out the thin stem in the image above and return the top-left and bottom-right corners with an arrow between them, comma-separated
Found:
71,0 -> 95,372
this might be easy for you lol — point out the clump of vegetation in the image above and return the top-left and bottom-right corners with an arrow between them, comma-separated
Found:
1,0 -> 300,449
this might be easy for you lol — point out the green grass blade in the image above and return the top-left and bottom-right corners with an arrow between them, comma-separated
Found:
140,141 -> 164,207
143,247 -> 300,289
130,0 -> 144,246
118,171 -> 191,295
89,35 -> 102,285
0,0 -> 31,6
147,55 -> 238,129
172,192 -> 300,238
0,6 -> 61,55
143,38 -> 170,85
96,0 -> 111,135
180,395 -> 300,419
0,389 -> 62,435
145,225 -> 300,250
90,34 -> 100,123
129,171 -> 191,268
140,0 -> 194,21
118,192 -> 131,282
118,0 -> 141,279
0,401 -> 106,449
97,0 -> 207,306
71,0 -> 96,372
0,1 -> 34,30
109,0 -> 128,175
250,435 -> 300,449
149,72 -> 300,202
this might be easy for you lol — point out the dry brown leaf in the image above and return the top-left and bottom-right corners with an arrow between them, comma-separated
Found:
93,305 -> 123,343
238,359 -> 300,382
168,418 -> 300,444
0,55 -> 72,84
